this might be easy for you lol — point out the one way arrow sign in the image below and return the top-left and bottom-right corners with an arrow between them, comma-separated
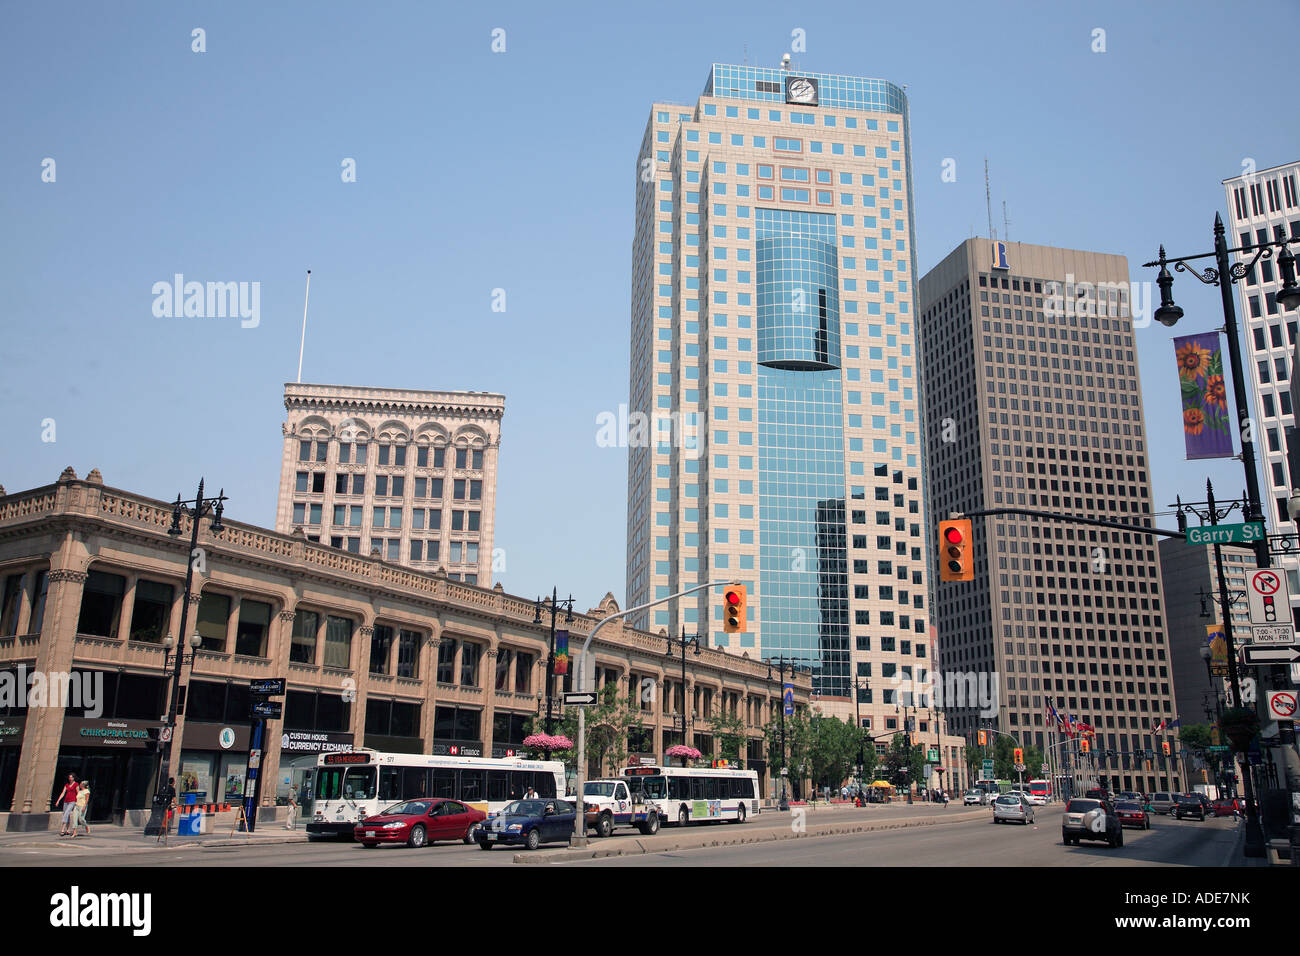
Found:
1242,645 -> 1300,666
563,692 -> 598,706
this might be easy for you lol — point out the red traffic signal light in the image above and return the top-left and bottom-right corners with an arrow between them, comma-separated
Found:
1161,741 -> 1171,756
1013,747 -> 1023,765
723,584 -> 747,633
938,519 -> 974,582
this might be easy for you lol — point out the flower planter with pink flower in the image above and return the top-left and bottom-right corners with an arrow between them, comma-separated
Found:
664,744 -> 702,767
522,733 -> 574,756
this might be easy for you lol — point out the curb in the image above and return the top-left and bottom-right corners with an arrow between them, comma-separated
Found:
512,807 -> 989,864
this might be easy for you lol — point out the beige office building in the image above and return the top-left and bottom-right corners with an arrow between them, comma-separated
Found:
919,239 -> 1183,795
276,383 -> 503,584
0,469 -> 809,827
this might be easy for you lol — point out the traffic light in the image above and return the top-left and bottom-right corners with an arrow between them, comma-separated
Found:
723,584 -> 747,633
977,730 -> 987,747
1161,741 -> 1171,756
1013,747 -> 1023,765
1079,738 -> 1090,754
938,518 -> 974,582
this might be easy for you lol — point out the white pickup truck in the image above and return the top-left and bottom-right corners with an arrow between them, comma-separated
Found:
581,779 -> 660,837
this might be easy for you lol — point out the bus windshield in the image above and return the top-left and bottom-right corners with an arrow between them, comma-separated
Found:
315,766 -> 376,801
626,775 -> 667,799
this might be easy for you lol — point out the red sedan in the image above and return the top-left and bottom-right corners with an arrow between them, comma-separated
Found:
1211,798 -> 1244,817
354,799 -> 486,848
1114,800 -> 1150,830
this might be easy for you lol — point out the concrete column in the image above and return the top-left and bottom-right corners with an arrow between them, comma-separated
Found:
9,539 -> 87,821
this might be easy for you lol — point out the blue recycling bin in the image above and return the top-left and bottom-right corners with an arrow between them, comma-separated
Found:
178,792 -> 203,835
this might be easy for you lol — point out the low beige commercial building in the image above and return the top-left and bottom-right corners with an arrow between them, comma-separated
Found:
0,469 -> 808,828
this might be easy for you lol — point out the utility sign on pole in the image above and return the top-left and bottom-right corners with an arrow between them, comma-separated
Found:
1246,569 -> 1291,625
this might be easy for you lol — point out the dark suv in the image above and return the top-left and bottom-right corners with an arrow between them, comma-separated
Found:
1062,797 -> 1124,848
1174,794 -> 1207,821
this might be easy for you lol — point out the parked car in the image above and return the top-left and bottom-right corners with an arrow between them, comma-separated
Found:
476,798 -> 577,851
1116,790 -> 1144,803
1174,794 -> 1207,821
354,799 -> 486,848
1211,797 -> 1244,817
1084,787 -> 1112,802
1062,797 -> 1124,848
1148,791 -> 1178,815
992,793 -> 1036,825
963,789 -> 985,806
1114,800 -> 1150,830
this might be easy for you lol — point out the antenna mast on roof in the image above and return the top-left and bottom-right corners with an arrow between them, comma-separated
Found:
1003,201 -> 1011,243
296,269 -> 312,383
985,158 -> 995,240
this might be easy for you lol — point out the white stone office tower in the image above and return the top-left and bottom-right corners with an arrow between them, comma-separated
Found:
276,383 -> 503,584
919,240 -> 1183,795
1223,161 -> 1300,629
625,64 -> 944,746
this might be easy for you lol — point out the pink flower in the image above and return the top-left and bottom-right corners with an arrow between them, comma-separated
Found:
665,744 -> 702,759
522,733 -> 573,752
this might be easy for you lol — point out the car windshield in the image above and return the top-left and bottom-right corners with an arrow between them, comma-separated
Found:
996,795 -> 1019,804
378,800 -> 430,816
1067,799 -> 1100,813
584,783 -> 616,797
500,800 -> 546,816
1115,802 -> 1140,811
1177,796 -> 1197,804
964,790 -> 980,796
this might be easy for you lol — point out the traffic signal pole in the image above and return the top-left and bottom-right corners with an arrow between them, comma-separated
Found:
571,578 -> 738,849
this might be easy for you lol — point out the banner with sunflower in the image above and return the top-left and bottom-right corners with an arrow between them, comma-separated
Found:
1174,332 -> 1233,459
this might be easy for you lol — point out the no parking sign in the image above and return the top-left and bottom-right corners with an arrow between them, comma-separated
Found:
1267,690 -> 1297,722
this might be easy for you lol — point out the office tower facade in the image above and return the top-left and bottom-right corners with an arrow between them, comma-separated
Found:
919,240 -> 1183,794
625,63 -> 942,740
276,383 -> 503,583
1222,161 -> 1300,627
1158,539 -> 1256,728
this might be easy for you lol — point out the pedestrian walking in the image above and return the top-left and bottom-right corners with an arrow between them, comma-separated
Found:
156,777 -> 177,845
73,781 -> 91,837
55,773 -> 79,836
284,785 -> 299,830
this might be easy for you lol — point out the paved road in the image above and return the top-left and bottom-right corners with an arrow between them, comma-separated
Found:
0,807 -> 1243,867
558,811 -> 1242,867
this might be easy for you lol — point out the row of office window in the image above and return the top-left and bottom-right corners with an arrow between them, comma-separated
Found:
298,441 -> 485,471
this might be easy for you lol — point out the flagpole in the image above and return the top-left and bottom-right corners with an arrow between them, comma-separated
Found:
296,269 -> 312,383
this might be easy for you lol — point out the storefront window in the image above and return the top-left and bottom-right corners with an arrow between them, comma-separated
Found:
78,570 -> 126,638
179,754 -> 214,802
323,615 -> 352,669
515,652 -> 533,694
397,629 -> 420,678
235,599 -> 271,657
128,579 -> 174,643
220,756 -> 247,802
495,647 -> 514,691
195,592 -> 230,651
290,609 -> 319,664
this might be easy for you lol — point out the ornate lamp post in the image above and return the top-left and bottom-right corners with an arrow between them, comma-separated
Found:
143,479 -> 225,836
533,588 -> 575,737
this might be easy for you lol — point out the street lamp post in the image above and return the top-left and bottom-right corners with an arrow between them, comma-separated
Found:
665,629 -> 701,756
143,478 -> 225,836
1148,220 -> 1300,860
533,588 -> 575,739
896,702 -> 915,804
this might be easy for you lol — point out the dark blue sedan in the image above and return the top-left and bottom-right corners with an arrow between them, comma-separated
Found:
476,798 -> 576,851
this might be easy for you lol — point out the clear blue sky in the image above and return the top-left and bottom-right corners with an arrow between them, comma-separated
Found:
2,0 -> 1297,608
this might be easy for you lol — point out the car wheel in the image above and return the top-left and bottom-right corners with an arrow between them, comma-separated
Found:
734,803 -> 747,824
678,807 -> 689,827
464,822 -> 482,845
595,813 -> 613,839
478,840 -> 492,851
361,842 -> 377,848
408,824 -> 426,849
644,813 -> 660,836
526,828 -> 541,851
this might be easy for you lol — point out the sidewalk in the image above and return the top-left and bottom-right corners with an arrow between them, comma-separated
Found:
0,820 -> 311,854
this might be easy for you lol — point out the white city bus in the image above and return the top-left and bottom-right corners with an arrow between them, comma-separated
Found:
308,750 -> 566,839
622,764 -> 760,829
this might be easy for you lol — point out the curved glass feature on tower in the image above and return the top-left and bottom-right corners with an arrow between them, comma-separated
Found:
755,207 -> 848,696
756,231 -> 841,369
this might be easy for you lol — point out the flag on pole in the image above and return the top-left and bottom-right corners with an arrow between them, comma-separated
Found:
1173,332 -> 1234,459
